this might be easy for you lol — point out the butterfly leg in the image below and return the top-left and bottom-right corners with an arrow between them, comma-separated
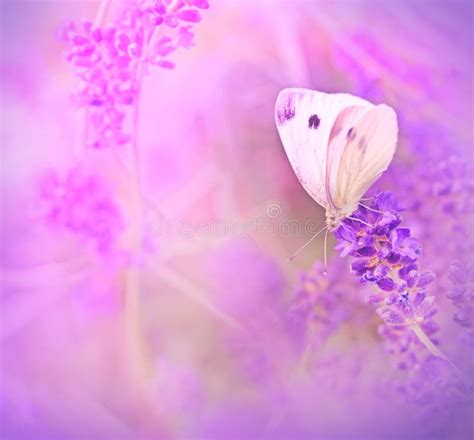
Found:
358,202 -> 384,214
347,216 -> 374,229
323,228 -> 329,275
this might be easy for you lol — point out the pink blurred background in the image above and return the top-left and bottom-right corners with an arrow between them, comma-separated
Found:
1,1 -> 473,439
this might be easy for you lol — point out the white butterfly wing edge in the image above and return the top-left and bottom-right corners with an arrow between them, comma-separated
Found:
275,88 -> 381,214
329,104 -> 398,215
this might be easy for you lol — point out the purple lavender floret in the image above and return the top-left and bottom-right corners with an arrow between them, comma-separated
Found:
38,166 -> 123,254
286,260 -> 355,353
448,263 -> 474,334
59,1 -> 209,149
334,192 -> 436,328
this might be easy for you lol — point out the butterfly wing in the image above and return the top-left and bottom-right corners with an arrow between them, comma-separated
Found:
275,88 -> 371,209
327,104 -> 398,212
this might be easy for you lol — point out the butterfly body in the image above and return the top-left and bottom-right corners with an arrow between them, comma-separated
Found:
325,205 -> 358,230
275,88 -> 398,232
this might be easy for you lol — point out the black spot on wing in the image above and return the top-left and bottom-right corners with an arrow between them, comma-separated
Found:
347,127 -> 356,141
308,114 -> 320,129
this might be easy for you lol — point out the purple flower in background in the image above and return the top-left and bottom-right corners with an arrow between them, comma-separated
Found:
287,258 -> 364,354
37,166 -> 123,254
207,239 -> 286,385
448,263 -> 474,341
332,31 -> 433,103
383,138 -> 474,268
60,0 -> 209,149
397,356 -> 469,414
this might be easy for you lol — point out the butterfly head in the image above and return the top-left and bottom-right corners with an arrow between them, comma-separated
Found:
325,204 -> 357,230
326,211 -> 344,230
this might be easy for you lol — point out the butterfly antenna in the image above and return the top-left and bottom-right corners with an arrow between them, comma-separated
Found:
323,227 -> 329,275
287,225 -> 328,262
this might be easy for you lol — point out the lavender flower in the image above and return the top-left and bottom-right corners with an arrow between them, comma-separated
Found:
382,147 -> 474,331
287,259 -> 359,353
448,262 -> 474,345
332,192 -> 474,426
395,355 -> 473,438
37,166 -> 123,254
60,0 -> 209,149
334,192 -> 437,330
330,191 -> 449,377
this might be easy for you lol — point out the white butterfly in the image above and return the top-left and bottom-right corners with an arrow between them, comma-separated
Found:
275,88 -> 398,260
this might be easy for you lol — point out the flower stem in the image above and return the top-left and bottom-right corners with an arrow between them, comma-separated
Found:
123,98 -> 148,387
411,323 -> 468,381
120,0 -> 183,389
411,323 -> 448,361
94,0 -> 111,28
155,265 -> 244,331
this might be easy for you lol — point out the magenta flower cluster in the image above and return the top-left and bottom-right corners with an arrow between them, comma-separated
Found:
334,192 -> 437,329
38,166 -> 123,254
60,0 -> 209,149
